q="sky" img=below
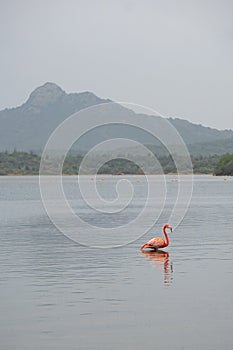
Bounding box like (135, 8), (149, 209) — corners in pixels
(0, 0), (233, 130)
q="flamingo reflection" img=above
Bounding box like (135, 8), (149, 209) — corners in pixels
(141, 250), (173, 285)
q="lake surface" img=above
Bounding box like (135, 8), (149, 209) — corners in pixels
(0, 175), (233, 350)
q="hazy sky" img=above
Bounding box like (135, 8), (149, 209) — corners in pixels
(0, 0), (233, 129)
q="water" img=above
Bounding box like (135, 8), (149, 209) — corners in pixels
(0, 175), (233, 349)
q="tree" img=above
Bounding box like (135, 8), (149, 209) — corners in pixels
(214, 154), (233, 176)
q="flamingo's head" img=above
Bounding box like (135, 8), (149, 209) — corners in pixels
(164, 223), (172, 232)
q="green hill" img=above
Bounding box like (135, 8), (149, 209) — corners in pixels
(0, 82), (233, 157)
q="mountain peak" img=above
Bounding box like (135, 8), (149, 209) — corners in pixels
(26, 82), (65, 107)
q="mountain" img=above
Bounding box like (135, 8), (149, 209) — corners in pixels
(0, 82), (233, 155)
(168, 117), (233, 144)
(0, 82), (110, 151)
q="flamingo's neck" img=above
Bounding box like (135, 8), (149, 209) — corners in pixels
(163, 226), (170, 247)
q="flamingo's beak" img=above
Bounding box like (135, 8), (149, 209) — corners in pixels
(169, 226), (173, 232)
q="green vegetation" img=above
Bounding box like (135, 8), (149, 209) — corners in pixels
(0, 151), (40, 175)
(0, 151), (228, 175)
(192, 155), (220, 174)
(98, 159), (143, 175)
(214, 154), (233, 176)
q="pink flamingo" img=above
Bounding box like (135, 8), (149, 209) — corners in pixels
(141, 224), (172, 251)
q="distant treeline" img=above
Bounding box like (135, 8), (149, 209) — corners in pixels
(213, 154), (233, 176)
(0, 151), (232, 175)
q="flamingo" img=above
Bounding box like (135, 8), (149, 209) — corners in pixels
(140, 224), (172, 251)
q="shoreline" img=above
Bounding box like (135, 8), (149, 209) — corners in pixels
(0, 172), (210, 176)
(0, 173), (227, 177)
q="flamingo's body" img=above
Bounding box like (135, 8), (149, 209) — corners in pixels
(141, 224), (172, 251)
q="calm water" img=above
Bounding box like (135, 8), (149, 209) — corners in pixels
(0, 175), (233, 350)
